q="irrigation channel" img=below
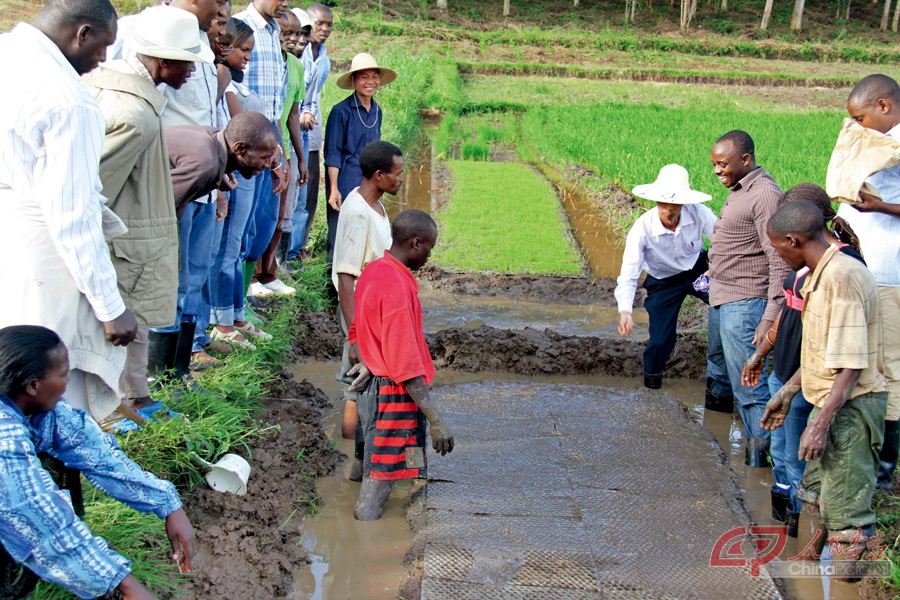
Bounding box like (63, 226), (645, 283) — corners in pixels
(285, 133), (859, 600)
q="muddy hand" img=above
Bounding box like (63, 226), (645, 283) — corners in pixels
(346, 362), (371, 392)
(165, 508), (196, 574)
(430, 419), (454, 456)
(741, 349), (766, 387)
(798, 420), (827, 462)
(760, 384), (798, 431)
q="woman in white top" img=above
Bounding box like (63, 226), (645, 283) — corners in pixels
(614, 164), (717, 389)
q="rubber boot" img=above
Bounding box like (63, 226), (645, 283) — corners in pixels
(173, 319), (196, 380)
(797, 500), (826, 561)
(829, 525), (876, 583)
(147, 331), (178, 378)
(643, 371), (662, 390)
(745, 436), (770, 468)
(771, 486), (790, 522)
(354, 477), (393, 521)
(876, 419), (899, 491)
(704, 379), (734, 413)
(785, 509), (800, 538)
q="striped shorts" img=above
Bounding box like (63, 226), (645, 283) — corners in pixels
(358, 375), (428, 481)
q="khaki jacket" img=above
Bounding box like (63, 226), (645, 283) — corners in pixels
(83, 65), (178, 328)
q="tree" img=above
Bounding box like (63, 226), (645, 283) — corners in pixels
(503, 0), (510, 15)
(791, 0), (805, 30)
(760, 0), (775, 30)
(680, 0), (692, 29)
(893, 0), (900, 31)
(882, 0), (893, 29)
(624, 0), (637, 21)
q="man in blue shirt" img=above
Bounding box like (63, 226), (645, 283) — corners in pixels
(0, 324), (194, 599)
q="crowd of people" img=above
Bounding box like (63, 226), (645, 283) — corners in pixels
(1, 0), (899, 594)
(615, 73), (900, 571)
(0, 0), (456, 596)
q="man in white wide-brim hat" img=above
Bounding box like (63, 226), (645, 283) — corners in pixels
(82, 5), (213, 414)
(615, 164), (716, 390)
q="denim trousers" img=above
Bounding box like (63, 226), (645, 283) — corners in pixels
(707, 297), (771, 439)
(288, 134), (310, 259)
(768, 370), (814, 512)
(242, 166), (278, 263)
(151, 199), (218, 352)
(211, 174), (255, 326)
(801, 392), (886, 531)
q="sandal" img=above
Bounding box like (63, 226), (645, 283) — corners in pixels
(211, 327), (257, 350)
(235, 321), (273, 341)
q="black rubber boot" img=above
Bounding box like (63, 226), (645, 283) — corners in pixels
(877, 420), (899, 491)
(147, 331), (178, 378)
(704, 380), (734, 413)
(771, 486), (790, 522)
(643, 371), (662, 390)
(785, 509), (800, 538)
(173, 320), (197, 380)
(745, 436), (770, 468)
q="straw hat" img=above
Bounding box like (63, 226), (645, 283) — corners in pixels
(128, 6), (214, 64)
(631, 164), (711, 204)
(292, 7), (313, 29)
(336, 53), (398, 90)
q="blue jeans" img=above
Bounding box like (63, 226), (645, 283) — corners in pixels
(288, 134), (310, 259)
(242, 168), (278, 263)
(152, 199), (218, 352)
(211, 175), (256, 325)
(769, 370), (814, 512)
(707, 298), (771, 440)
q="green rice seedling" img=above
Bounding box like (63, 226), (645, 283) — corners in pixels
(433, 160), (582, 275)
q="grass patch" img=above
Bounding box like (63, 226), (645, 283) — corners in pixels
(521, 102), (841, 214)
(432, 160), (582, 275)
(32, 255), (333, 599)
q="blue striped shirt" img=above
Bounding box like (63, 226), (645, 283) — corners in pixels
(234, 4), (287, 123)
(837, 123), (900, 287)
(0, 396), (181, 599)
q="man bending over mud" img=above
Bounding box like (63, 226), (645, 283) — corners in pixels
(347, 209), (455, 521)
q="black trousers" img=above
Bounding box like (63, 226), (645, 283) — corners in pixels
(642, 251), (709, 375)
(303, 150), (320, 249)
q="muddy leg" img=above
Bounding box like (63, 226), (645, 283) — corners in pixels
(354, 478), (393, 521)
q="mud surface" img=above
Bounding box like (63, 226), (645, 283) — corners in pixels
(289, 312), (343, 362)
(427, 324), (707, 379)
(182, 377), (342, 599)
(417, 264), (623, 306)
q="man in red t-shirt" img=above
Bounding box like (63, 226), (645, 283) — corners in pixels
(347, 209), (455, 521)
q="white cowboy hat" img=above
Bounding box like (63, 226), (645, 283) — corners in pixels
(336, 53), (398, 90)
(631, 164), (711, 205)
(127, 6), (214, 64)
(292, 7), (313, 29)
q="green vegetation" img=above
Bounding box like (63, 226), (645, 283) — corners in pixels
(33, 257), (332, 599)
(433, 160), (582, 275)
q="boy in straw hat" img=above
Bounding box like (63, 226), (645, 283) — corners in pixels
(615, 164), (716, 390)
(82, 5), (214, 414)
(323, 53), (398, 261)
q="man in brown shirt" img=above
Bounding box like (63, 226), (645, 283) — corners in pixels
(764, 200), (885, 566)
(705, 130), (788, 467)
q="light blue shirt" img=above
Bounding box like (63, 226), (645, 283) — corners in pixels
(300, 42), (331, 152)
(0, 396), (181, 599)
(837, 123), (900, 287)
(234, 4), (287, 123)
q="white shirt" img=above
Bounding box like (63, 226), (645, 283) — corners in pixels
(836, 123), (900, 287)
(614, 203), (716, 313)
(331, 187), (392, 290)
(160, 31), (217, 128)
(0, 24), (126, 321)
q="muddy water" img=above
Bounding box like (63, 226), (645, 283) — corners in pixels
(419, 288), (649, 337)
(290, 360), (859, 600)
(386, 132), (445, 220)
